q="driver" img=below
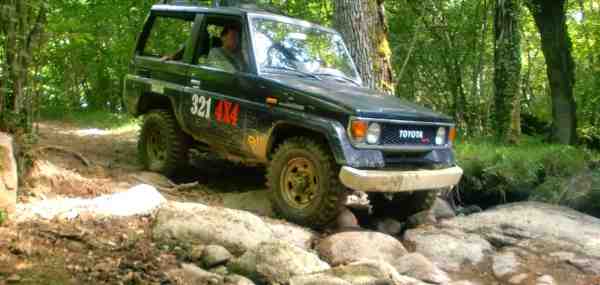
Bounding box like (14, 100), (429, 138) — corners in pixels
(207, 24), (245, 72)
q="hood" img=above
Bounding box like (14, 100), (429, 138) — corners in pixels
(262, 74), (453, 123)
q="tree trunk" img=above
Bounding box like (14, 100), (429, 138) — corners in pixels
(0, 0), (47, 131)
(493, 0), (522, 143)
(333, 0), (394, 94)
(526, 0), (577, 145)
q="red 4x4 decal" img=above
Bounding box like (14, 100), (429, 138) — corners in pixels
(214, 99), (239, 126)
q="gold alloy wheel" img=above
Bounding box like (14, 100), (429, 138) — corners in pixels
(280, 157), (319, 210)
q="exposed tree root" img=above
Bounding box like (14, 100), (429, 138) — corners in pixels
(34, 146), (91, 167)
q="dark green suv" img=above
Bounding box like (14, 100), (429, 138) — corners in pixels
(124, 1), (463, 227)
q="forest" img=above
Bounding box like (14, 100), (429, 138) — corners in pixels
(1, 0), (599, 212)
(2, 1), (600, 284)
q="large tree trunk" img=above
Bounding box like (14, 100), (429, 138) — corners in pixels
(333, 0), (394, 94)
(493, 0), (522, 143)
(526, 0), (577, 145)
(0, 0), (47, 130)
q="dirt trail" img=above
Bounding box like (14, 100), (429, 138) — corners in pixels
(22, 121), (269, 210)
(0, 121), (272, 284)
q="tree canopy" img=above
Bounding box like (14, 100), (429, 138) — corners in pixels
(1, 0), (599, 147)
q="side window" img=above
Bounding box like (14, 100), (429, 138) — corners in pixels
(143, 15), (194, 60)
(195, 17), (247, 72)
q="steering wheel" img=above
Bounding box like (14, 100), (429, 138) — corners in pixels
(266, 43), (296, 68)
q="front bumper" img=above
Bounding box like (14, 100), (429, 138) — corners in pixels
(339, 166), (463, 193)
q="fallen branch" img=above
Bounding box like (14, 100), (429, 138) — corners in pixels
(132, 175), (199, 193)
(34, 145), (91, 167)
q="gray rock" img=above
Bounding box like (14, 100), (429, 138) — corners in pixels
(221, 190), (273, 217)
(550, 251), (600, 275)
(202, 245), (233, 268)
(492, 251), (522, 278)
(391, 253), (450, 284)
(264, 219), (316, 251)
(15, 184), (166, 221)
(447, 282), (480, 285)
(289, 260), (429, 285)
(508, 273), (529, 284)
(153, 202), (274, 255)
(228, 241), (330, 284)
(189, 245), (205, 262)
(0, 132), (17, 215)
(442, 202), (600, 259)
(209, 265), (228, 275)
(223, 274), (256, 285)
(166, 263), (223, 285)
(404, 227), (493, 272)
(432, 198), (456, 220)
(375, 218), (403, 236)
(317, 231), (408, 266)
(406, 210), (437, 228)
(536, 275), (556, 285)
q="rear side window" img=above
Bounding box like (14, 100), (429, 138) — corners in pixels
(143, 15), (194, 59)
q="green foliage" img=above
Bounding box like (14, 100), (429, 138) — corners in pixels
(41, 110), (138, 131)
(0, 209), (5, 226)
(456, 136), (590, 207)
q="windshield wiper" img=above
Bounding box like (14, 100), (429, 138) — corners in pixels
(314, 73), (361, 87)
(264, 66), (322, 81)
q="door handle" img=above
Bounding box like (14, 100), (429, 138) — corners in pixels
(190, 79), (201, 88)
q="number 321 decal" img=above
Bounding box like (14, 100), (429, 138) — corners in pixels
(190, 95), (239, 127)
(190, 94), (212, 119)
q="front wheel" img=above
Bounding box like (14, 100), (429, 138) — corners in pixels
(267, 137), (345, 228)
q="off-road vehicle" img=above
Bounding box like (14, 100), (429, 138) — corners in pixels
(124, 0), (463, 227)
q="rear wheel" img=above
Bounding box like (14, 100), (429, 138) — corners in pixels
(138, 109), (190, 177)
(370, 190), (439, 221)
(267, 137), (345, 228)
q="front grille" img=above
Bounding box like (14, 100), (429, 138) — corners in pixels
(380, 124), (438, 146)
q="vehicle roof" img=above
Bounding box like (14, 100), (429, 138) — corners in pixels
(150, 3), (338, 34)
(151, 3), (278, 17)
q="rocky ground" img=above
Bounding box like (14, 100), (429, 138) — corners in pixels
(1, 121), (600, 285)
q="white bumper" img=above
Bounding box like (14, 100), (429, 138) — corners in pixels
(339, 166), (463, 192)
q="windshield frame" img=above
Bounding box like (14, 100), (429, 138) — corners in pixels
(247, 13), (363, 86)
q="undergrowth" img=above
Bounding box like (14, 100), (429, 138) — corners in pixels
(455, 136), (600, 216)
(41, 109), (139, 131)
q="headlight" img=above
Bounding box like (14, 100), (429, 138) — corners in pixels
(435, 127), (447, 145)
(366, 123), (381, 144)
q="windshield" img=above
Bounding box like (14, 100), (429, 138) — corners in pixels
(250, 16), (361, 85)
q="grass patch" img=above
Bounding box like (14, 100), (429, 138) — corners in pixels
(455, 136), (598, 211)
(0, 209), (5, 225)
(40, 110), (139, 131)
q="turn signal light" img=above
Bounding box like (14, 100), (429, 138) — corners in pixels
(350, 120), (368, 142)
(449, 127), (457, 145)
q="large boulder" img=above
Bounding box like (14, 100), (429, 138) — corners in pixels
(165, 263), (223, 285)
(153, 202), (274, 255)
(264, 218), (316, 251)
(0, 132), (17, 215)
(15, 184), (165, 221)
(404, 227), (493, 272)
(317, 231), (408, 266)
(442, 202), (600, 259)
(228, 241), (330, 284)
(289, 260), (429, 285)
(390, 253), (450, 284)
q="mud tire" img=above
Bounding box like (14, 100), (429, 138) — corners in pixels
(138, 109), (190, 177)
(267, 137), (345, 228)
